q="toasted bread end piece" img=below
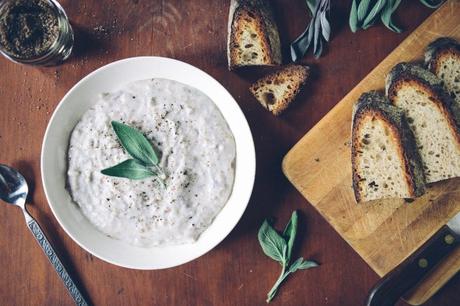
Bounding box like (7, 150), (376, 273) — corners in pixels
(249, 65), (310, 115)
(425, 37), (460, 121)
(227, 0), (281, 70)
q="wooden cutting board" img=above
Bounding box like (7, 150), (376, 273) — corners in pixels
(282, 2), (460, 305)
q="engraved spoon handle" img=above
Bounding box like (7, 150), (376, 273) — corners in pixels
(24, 212), (89, 306)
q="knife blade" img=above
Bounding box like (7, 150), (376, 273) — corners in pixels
(366, 211), (460, 306)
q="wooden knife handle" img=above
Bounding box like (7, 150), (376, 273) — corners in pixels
(366, 225), (459, 306)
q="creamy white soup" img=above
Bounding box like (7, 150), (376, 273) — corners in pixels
(67, 78), (236, 247)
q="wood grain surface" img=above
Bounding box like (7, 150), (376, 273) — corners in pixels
(0, 1), (458, 306)
(282, 2), (460, 305)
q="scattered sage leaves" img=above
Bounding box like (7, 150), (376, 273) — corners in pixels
(258, 211), (319, 303)
(290, 0), (331, 61)
(350, 0), (444, 33)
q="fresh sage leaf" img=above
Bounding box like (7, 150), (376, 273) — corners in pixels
(307, 18), (315, 48)
(314, 37), (323, 58)
(259, 211), (320, 303)
(418, 0), (444, 9)
(111, 121), (159, 166)
(258, 220), (288, 264)
(291, 0), (331, 61)
(282, 211), (298, 264)
(298, 260), (319, 270)
(362, 0), (387, 29)
(101, 121), (166, 184)
(313, 11), (321, 57)
(289, 258), (319, 274)
(287, 257), (305, 273)
(350, 0), (440, 32)
(101, 159), (155, 180)
(306, 0), (316, 13)
(381, 0), (402, 33)
(290, 27), (309, 62)
(357, 0), (371, 22)
(320, 11), (331, 41)
(391, 0), (402, 10)
(349, 0), (359, 32)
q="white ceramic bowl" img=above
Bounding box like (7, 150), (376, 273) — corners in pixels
(41, 57), (256, 270)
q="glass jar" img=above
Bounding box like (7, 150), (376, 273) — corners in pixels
(0, 0), (74, 66)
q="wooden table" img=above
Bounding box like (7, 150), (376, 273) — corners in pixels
(0, 1), (458, 305)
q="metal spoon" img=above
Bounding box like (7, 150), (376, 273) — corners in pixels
(0, 164), (88, 306)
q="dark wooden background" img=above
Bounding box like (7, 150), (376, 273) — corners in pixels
(0, 1), (458, 305)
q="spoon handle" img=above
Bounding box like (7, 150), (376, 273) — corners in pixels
(25, 214), (89, 306)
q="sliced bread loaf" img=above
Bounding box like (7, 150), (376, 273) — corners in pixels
(352, 91), (425, 203)
(425, 37), (460, 124)
(249, 65), (310, 115)
(227, 0), (281, 70)
(386, 62), (460, 183)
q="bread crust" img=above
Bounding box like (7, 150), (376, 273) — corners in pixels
(424, 37), (460, 125)
(227, 0), (281, 70)
(386, 63), (460, 145)
(425, 37), (460, 74)
(351, 91), (425, 202)
(249, 64), (309, 115)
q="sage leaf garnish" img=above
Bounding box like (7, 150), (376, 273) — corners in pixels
(258, 211), (319, 303)
(349, 0), (444, 33)
(101, 121), (166, 183)
(111, 121), (159, 166)
(101, 159), (156, 180)
(290, 0), (331, 61)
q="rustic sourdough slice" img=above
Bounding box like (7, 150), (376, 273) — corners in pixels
(227, 0), (281, 70)
(386, 62), (460, 183)
(352, 91), (425, 203)
(249, 65), (309, 115)
(425, 37), (460, 124)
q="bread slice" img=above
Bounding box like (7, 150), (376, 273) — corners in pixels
(352, 91), (425, 203)
(386, 62), (460, 183)
(425, 37), (460, 124)
(227, 0), (281, 70)
(249, 65), (309, 115)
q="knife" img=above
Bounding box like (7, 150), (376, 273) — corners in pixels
(366, 211), (460, 306)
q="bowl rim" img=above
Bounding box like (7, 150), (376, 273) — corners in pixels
(40, 56), (256, 270)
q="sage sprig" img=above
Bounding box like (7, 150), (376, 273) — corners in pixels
(111, 121), (159, 166)
(258, 211), (319, 303)
(101, 121), (166, 183)
(290, 0), (331, 61)
(349, 0), (444, 33)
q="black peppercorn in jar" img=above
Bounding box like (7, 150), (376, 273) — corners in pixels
(0, 0), (73, 66)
